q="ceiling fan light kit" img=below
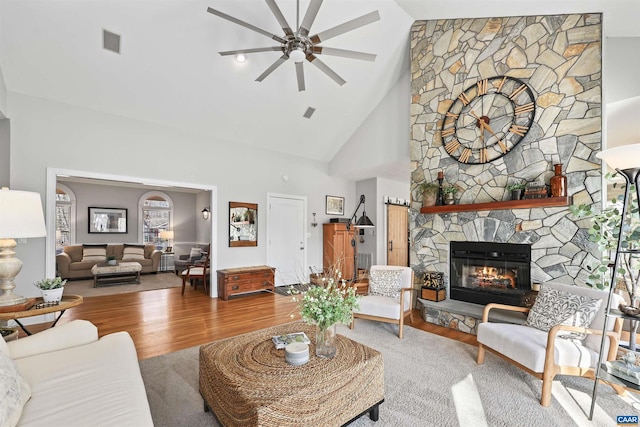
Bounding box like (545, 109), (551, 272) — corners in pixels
(207, 0), (380, 91)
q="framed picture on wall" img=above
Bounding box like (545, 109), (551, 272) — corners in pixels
(88, 207), (128, 234)
(325, 196), (344, 215)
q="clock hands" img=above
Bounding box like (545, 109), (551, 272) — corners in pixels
(470, 110), (508, 154)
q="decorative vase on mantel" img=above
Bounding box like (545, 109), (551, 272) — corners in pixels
(315, 324), (337, 359)
(550, 163), (567, 197)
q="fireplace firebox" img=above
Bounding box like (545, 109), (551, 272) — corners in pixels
(450, 241), (531, 306)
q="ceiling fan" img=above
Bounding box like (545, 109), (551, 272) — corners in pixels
(207, 0), (380, 91)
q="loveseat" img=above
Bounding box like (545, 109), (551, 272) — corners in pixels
(1, 320), (153, 426)
(56, 244), (162, 279)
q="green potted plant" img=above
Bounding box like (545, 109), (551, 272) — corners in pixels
(34, 277), (67, 303)
(417, 182), (440, 207)
(507, 182), (526, 200)
(106, 255), (117, 266)
(570, 174), (640, 351)
(442, 185), (460, 205)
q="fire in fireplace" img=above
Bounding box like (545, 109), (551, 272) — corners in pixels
(450, 241), (531, 306)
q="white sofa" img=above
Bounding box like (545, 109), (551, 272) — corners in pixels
(1, 320), (153, 426)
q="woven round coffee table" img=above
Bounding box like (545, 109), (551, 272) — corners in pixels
(199, 321), (384, 426)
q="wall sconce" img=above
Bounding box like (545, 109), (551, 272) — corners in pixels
(201, 207), (210, 220)
(311, 212), (318, 227)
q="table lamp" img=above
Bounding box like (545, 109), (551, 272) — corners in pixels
(159, 230), (174, 251)
(0, 187), (47, 307)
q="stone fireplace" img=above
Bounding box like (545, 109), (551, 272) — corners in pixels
(450, 241), (531, 306)
(408, 14), (603, 332)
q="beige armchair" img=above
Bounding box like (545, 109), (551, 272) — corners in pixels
(477, 282), (624, 407)
(351, 265), (414, 338)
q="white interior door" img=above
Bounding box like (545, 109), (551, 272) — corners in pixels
(267, 194), (306, 287)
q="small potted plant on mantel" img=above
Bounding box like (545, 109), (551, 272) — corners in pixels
(34, 277), (67, 303)
(507, 182), (527, 200)
(442, 185), (460, 205)
(417, 182), (440, 207)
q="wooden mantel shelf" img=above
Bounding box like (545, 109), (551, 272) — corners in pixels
(420, 196), (570, 214)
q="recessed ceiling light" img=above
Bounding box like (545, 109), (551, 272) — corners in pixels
(235, 54), (246, 63)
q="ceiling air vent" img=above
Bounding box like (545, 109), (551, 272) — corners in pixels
(303, 107), (316, 119)
(103, 29), (121, 54)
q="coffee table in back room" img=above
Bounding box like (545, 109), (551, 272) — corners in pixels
(199, 322), (384, 426)
(90, 261), (142, 287)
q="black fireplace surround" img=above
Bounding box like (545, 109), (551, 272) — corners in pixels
(450, 241), (531, 306)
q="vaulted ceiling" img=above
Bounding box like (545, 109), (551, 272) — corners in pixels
(0, 1), (638, 177)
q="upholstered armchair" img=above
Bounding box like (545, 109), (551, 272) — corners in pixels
(351, 265), (414, 338)
(477, 282), (624, 407)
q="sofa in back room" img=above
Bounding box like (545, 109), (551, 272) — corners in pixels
(56, 244), (162, 280)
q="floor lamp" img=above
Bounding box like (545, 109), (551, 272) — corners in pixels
(0, 187), (47, 307)
(589, 144), (640, 419)
(346, 195), (375, 282)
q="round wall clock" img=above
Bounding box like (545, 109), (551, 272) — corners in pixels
(440, 76), (536, 164)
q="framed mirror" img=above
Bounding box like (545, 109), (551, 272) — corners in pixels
(229, 202), (257, 247)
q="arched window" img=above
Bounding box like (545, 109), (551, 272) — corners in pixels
(139, 192), (174, 250)
(55, 184), (76, 250)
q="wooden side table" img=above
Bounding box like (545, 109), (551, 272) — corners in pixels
(0, 295), (83, 336)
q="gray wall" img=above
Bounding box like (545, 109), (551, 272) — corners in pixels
(58, 180), (200, 245)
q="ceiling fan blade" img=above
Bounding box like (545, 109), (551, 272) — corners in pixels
(295, 62), (305, 92)
(256, 55), (288, 82)
(307, 54), (346, 86)
(265, 0), (293, 36)
(298, 0), (323, 37)
(220, 47), (283, 56)
(207, 7), (286, 44)
(311, 46), (376, 62)
(310, 10), (380, 44)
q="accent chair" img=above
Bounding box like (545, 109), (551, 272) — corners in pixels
(351, 265), (414, 338)
(476, 282), (624, 406)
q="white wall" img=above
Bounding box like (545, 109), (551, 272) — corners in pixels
(329, 69), (411, 181)
(8, 92), (355, 299)
(607, 96), (640, 148)
(0, 119), (8, 187)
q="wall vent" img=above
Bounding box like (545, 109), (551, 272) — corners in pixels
(103, 29), (121, 54)
(303, 107), (316, 119)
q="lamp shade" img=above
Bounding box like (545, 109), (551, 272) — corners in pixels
(0, 188), (47, 239)
(356, 214), (375, 228)
(159, 230), (174, 240)
(596, 144), (640, 170)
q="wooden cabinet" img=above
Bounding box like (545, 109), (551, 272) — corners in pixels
(217, 266), (275, 301)
(323, 223), (357, 281)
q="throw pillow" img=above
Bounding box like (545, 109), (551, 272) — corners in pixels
(526, 286), (602, 340)
(189, 248), (203, 262)
(122, 245), (145, 261)
(81, 245), (107, 263)
(368, 269), (404, 299)
(0, 351), (31, 427)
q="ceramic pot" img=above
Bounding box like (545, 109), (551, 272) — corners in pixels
(41, 288), (64, 303)
(422, 189), (438, 207)
(444, 192), (455, 205)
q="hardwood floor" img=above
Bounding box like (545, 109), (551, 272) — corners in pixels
(23, 287), (477, 360)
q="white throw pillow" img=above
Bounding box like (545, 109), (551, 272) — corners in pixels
(122, 245), (145, 261)
(526, 285), (602, 340)
(189, 248), (202, 259)
(0, 351), (31, 427)
(81, 246), (107, 263)
(369, 269), (404, 299)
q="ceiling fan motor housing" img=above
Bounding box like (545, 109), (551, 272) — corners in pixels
(286, 37), (310, 62)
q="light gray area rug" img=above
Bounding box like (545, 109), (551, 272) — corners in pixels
(139, 320), (639, 426)
(63, 272), (182, 297)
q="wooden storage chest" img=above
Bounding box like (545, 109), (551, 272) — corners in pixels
(217, 266), (275, 301)
(421, 286), (446, 302)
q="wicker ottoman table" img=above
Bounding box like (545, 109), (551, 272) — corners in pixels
(199, 322), (384, 426)
(91, 262), (142, 287)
